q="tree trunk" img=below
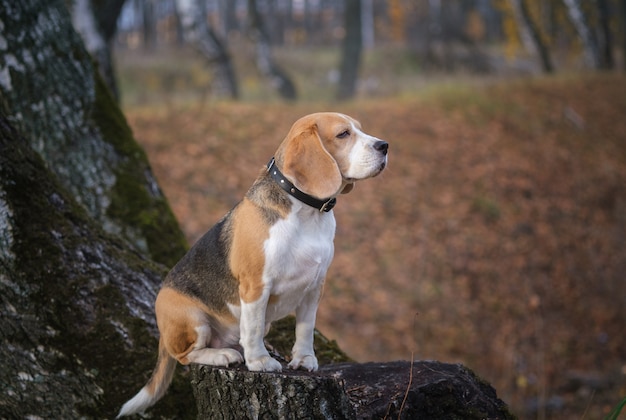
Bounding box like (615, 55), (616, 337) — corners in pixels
(192, 361), (515, 419)
(142, 0), (157, 50)
(509, 0), (554, 73)
(71, 0), (126, 102)
(0, 116), (195, 419)
(0, 0), (193, 416)
(190, 316), (513, 419)
(0, 0), (187, 268)
(247, 0), (297, 101)
(337, 0), (363, 100)
(361, 0), (375, 49)
(562, 0), (603, 69)
(596, 0), (614, 69)
(71, 0), (118, 100)
(176, 0), (240, 99)
(219, 0), (239, 35)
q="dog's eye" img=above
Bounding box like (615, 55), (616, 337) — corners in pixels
(336, 130), (350, 139)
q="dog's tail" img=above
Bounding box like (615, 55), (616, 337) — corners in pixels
(117, 338), (176, 418)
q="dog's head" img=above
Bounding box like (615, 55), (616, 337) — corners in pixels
(275, 112), (388, 200)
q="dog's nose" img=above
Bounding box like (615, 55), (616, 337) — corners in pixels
(374, 140), (388, 155)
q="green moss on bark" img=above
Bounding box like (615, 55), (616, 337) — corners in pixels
(91, 72), (188, 267)
(265, 315), (353, 364)
(0, 117), (196, 418)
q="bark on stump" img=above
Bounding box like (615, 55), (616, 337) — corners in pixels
(192, 360), (515, 419)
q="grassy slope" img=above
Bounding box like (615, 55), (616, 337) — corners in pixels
(123, 70), (626, 419)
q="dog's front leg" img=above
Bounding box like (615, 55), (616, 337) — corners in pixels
(288, 289), (321, 371)
(239, 290), (282, 372)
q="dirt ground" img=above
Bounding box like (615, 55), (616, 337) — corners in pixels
(124, 73), (626, 419)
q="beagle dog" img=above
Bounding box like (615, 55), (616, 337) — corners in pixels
(118, 112), (388, 417)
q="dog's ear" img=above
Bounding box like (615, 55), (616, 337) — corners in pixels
(281, 124), (343, 199)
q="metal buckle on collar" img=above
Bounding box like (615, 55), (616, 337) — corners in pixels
(320, 197), (337, 212)
(266, 157), (275, 172)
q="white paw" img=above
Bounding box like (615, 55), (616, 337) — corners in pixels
(288, 354), (318, 372)
(246, 355), (282, 372)
(215, 349), (244, 366)
(187, 347), (244, 366)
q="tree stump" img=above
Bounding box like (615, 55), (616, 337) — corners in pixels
(192, 360), (515, 419)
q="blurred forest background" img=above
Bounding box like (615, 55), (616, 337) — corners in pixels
(84, 0), (626, 102)
(71, 0), (626, 418)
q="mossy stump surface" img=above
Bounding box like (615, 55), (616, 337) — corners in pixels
(192, 359), (514, 419)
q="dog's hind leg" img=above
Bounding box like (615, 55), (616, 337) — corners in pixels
(156, 287), (242, 367)
(185, 324), (243, 366)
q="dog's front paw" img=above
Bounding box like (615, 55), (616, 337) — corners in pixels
(246, 355), (282, 372)
(288, 354), (318, 372)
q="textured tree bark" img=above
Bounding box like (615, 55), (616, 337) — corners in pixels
(0, 115), (194, 418)
(192, 317), (513, 419)
(71, 0), (126, 102)
(0, 0), (187, 267)
(0, 0), (193, 417)
(192, 360), (515, 419)
(71, 0), (111, 95)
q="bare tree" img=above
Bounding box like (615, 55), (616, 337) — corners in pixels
(337, 0), (363, 100)
(596, 0), (614, 69)
(508, 0), (554, 73)
(176, 0), (239, 99)
(247, 0), (297, 101)
(218, 0), (239, 35)
(361, 0), (375, 49)
(71, 0), (126, 101)
(142, 0), (157, 50)
(562, 0), (603, 69)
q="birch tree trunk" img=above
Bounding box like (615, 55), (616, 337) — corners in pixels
(0, 0), (187, 268)
(0, 0), (193, 417)
(0, 114), (193, 419)
(508, 0), (554, 73)
(247, 0), (297, 101)
(176, 0), (240, 99)
(70, 0), (126, 102)
(562, 0), (603, 69)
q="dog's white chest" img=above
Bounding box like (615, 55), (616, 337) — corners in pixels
(262, 206), (336, 320)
